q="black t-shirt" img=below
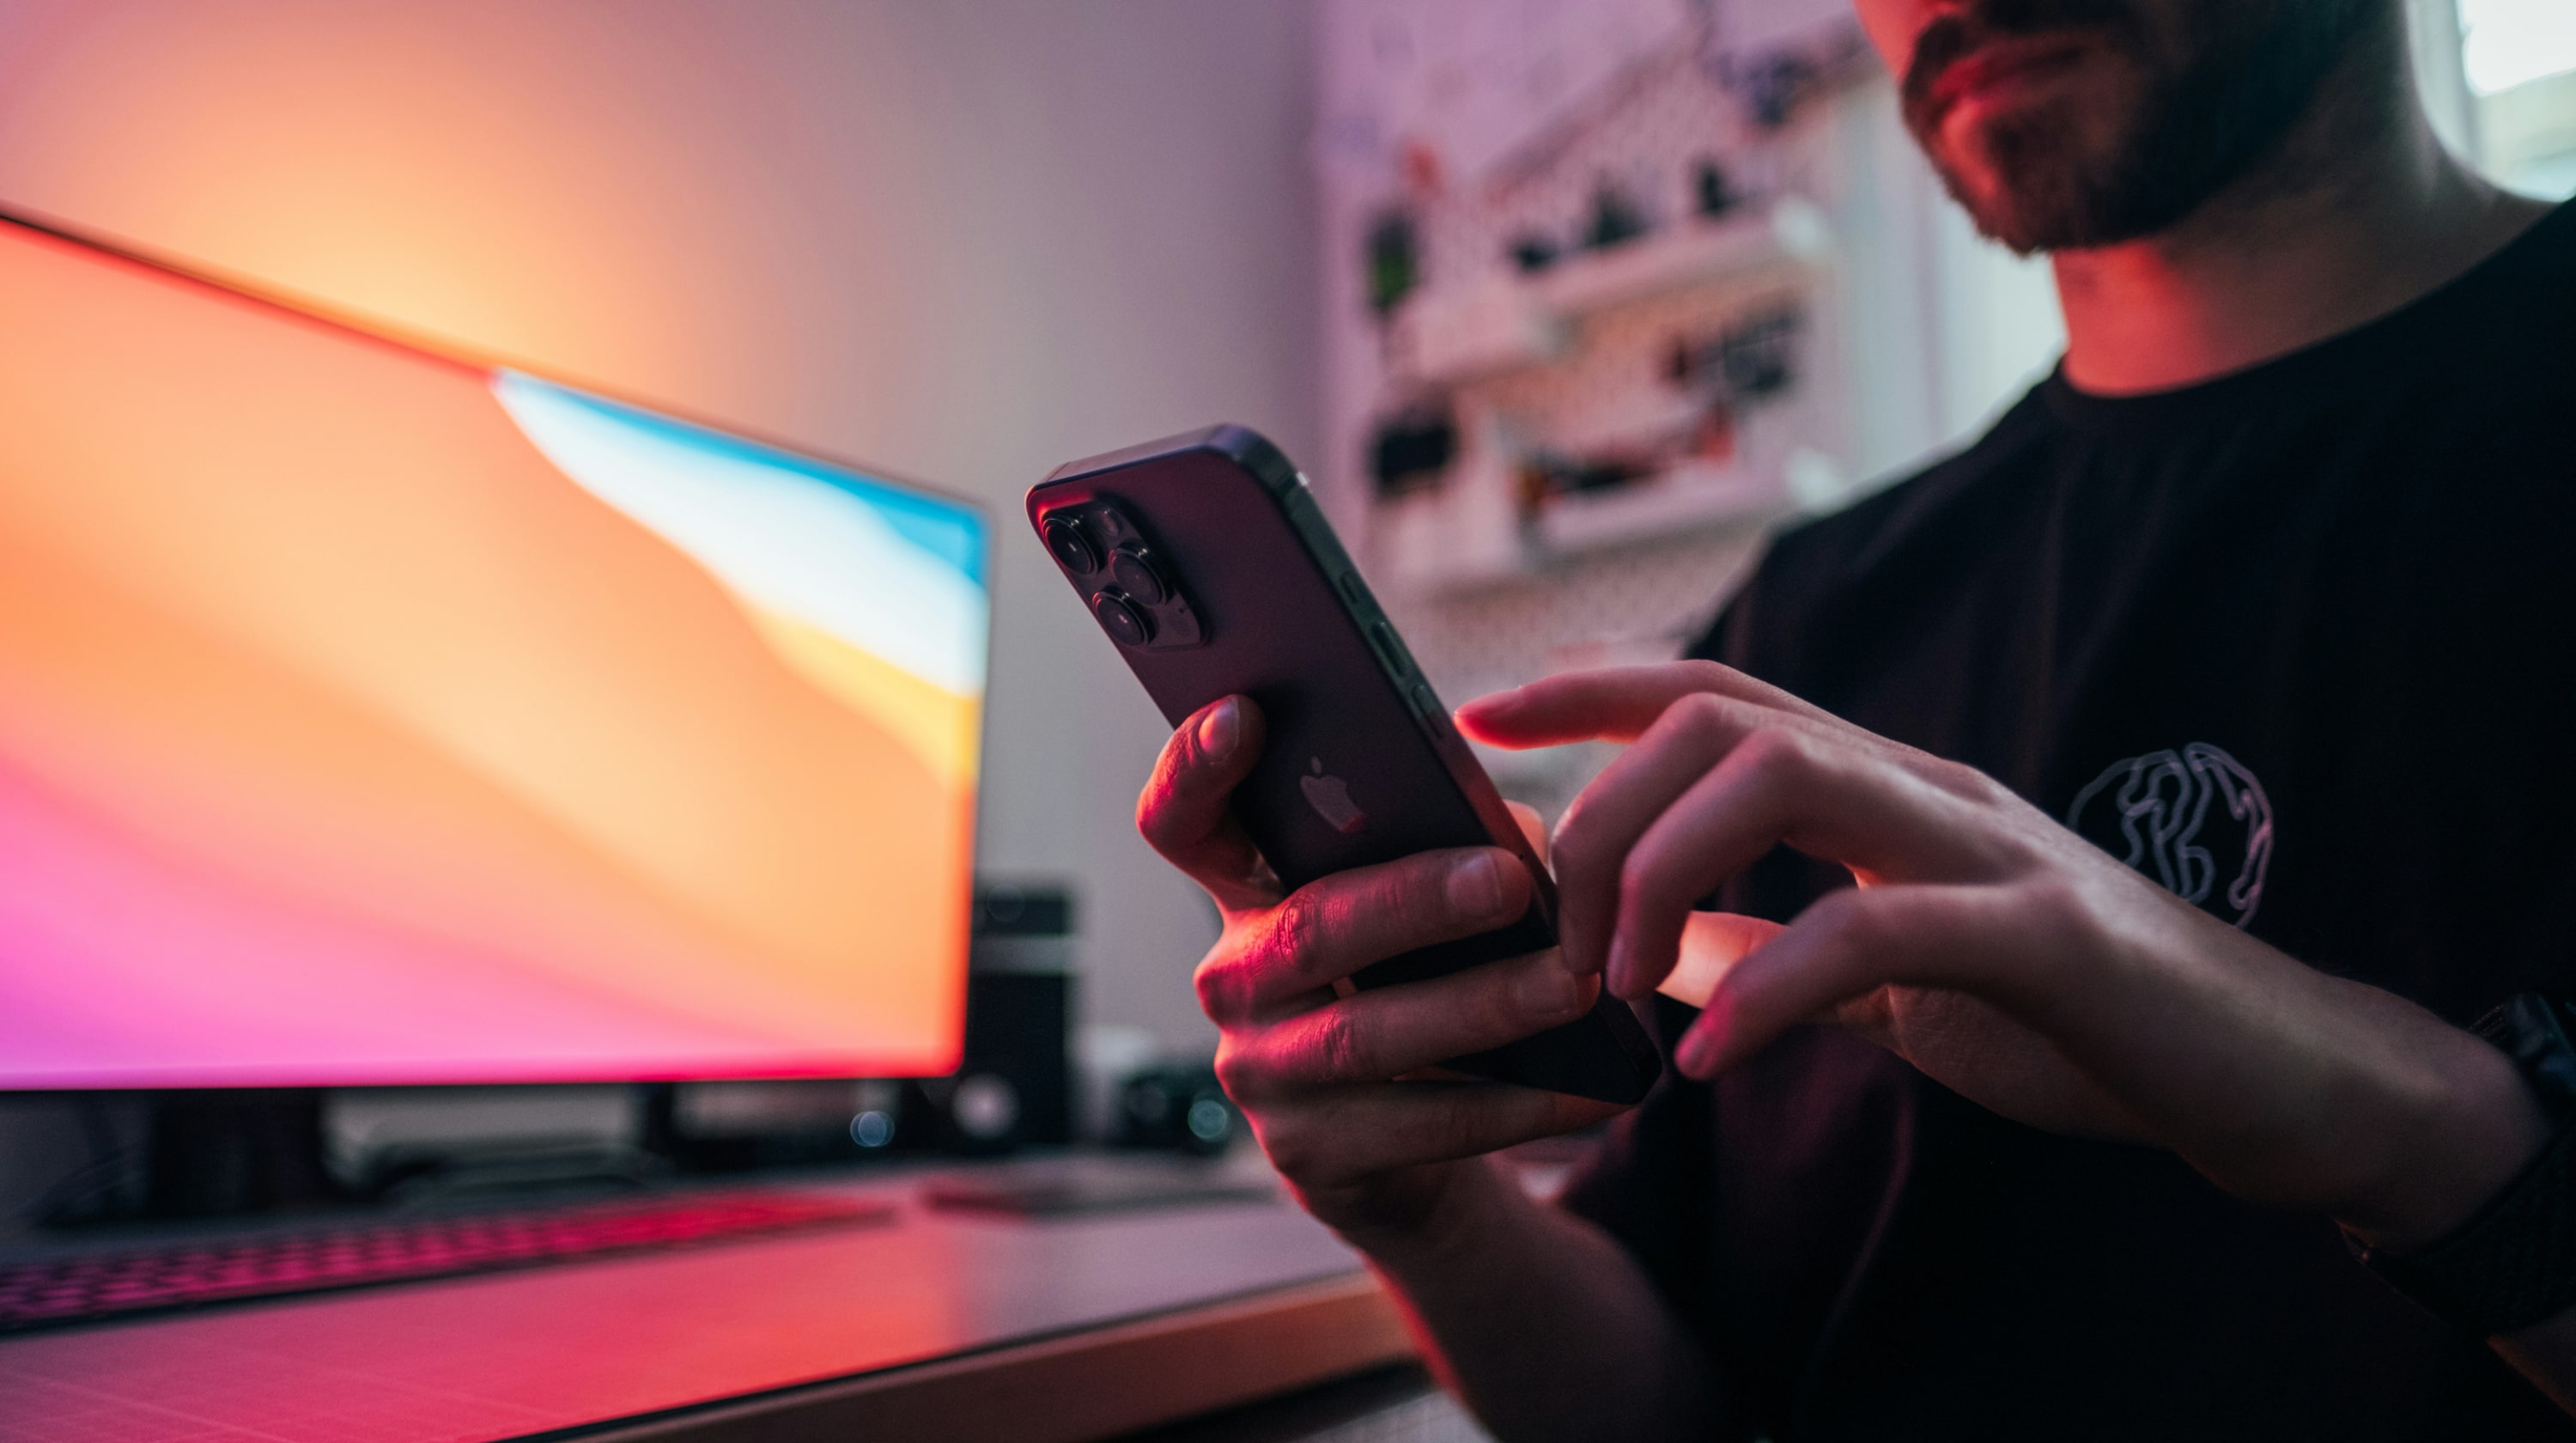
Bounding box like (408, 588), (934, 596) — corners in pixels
(1562, 199), (2576, 1440)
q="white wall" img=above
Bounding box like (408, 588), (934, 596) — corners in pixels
(1820, 69), (2064, 485)
(0, 0), (1319, 1053)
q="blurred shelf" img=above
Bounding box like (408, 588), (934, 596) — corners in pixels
(1531, 458), (1795, 553)
(1394, 198), (1833, 388)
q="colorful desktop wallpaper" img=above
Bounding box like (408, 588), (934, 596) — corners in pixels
(0, 217), (987, 1087)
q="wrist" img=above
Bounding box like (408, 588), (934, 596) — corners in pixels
(2344, 994), (2576, 1338)
(2339, 1022), (2550, 1253)
(1334, 1157), (1525, 1270)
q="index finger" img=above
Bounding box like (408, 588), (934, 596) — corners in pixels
(1137, 696), (1279, 914)
(1455, 661), (1842, 749)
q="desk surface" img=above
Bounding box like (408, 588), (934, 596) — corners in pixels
(0, 1157), (1408, 1443)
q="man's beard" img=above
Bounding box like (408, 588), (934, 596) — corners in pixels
(1899, 0), (2385, 254)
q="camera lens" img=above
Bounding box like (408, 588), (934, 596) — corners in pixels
(1090, 590), (1153, 647)
(1109, 547), (1169, 605)
(1043, 517), (1102, 575)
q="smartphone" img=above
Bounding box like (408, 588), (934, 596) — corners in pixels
(1029, 425), (1661, 1105)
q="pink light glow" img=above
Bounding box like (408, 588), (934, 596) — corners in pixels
(0, 217), (979, 1087)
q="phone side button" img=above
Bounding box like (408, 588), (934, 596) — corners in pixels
(1369, 620), (1411, 679)
(1409, 682), (1445, 728)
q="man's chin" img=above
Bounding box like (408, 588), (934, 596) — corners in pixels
(1923, 155), (2043, 254)
(1940, 178), (2111, 255)
(1913, 66), (2160, 253)
(1925, 117), (2141, 255)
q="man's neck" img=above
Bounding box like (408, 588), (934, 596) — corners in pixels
(2051, 40), (2550, 396)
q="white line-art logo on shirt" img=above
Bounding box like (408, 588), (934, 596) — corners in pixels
(2066, 743), (2275, 929)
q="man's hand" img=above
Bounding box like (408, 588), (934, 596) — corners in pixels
(1458, 661), (2548, 1253)
(1136, 693), (1720, 1441)
(1139, 695), (1622, 1246)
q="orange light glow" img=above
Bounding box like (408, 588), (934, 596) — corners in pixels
(0, 216), (984, 1086)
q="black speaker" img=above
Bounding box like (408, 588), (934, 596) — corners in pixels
(1112, 1062), (1241, 1156)
(911, 971), (1071, 1154)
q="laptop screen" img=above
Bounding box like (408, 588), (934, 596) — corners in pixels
(0, 215), (986, 1087)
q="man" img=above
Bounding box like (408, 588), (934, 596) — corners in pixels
(1139, 0), (2573, 1435)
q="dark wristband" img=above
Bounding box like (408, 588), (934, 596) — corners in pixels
(2350, 994), (2576, 1337)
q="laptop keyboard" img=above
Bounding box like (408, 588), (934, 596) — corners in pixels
(0, 1189), (895, 1333)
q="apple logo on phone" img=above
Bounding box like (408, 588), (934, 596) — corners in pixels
(1301, 757), (1369, 835)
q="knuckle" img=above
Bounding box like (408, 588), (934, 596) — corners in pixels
(1267, 890), (1334, 971)
(1663, 690), (1734, 741)
(1976, 771), (2022, 813)
(2014, 875), (2093, 949)
(1133, 788), (1171, 848)
(1192, 956), (1238, 1020)
(1734, 724), (1809, 777)
(1735, 728), (1838, 807)
(1134, 795), (1201, 862)
(1947, 758), (2007, 803)
(1311, 1005), (1370, 1081)
(1677, 659), (1733, 691)
(1263, 1112), (1359, 1186)
(1378, 861), (1437, 935)
(1259, 1118), (1316, 1180)
(1212, 1039), (1263, 1100)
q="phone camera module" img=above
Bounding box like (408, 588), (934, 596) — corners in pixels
(1109, 547), (1170, 605)
(1044, 517), (1103, 575)
(1090, 590), (1155, 648)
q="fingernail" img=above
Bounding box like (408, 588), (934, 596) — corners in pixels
(1446, 851), (1506, 919)
(1674, 1022), (1720, 1077)
(1196, 698), (1239, 761)
(1516, 960), (1578, 1019)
